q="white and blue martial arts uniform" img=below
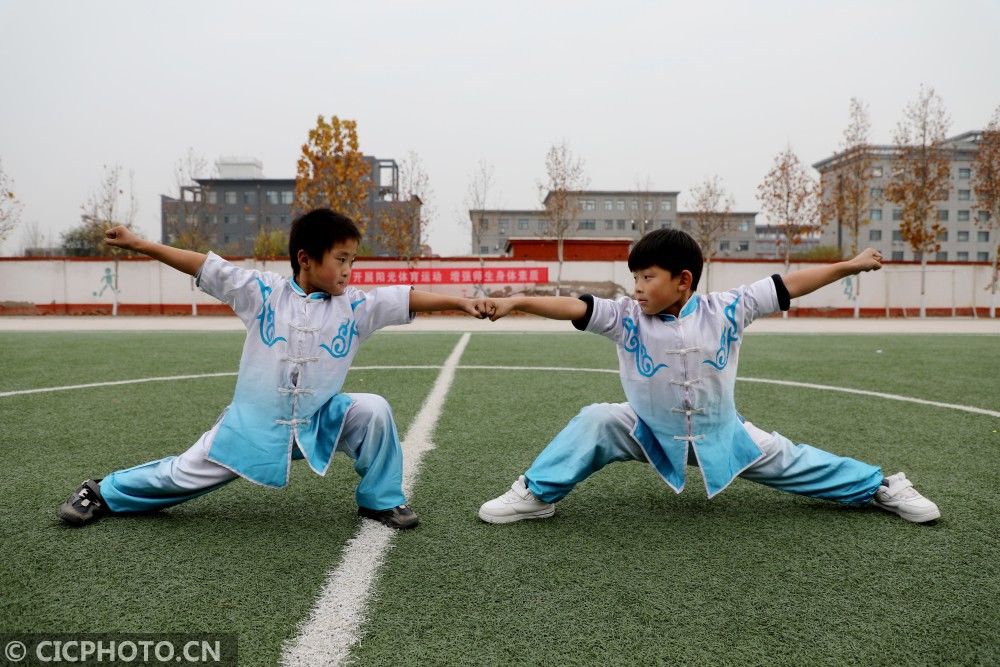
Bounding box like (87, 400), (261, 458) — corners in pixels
(524, 275), (883, 505)
(100, 252), (414, 513)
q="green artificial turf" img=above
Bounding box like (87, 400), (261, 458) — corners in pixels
(0, 331), (459, 666)
(353, 333), (999, 666)
(1, 331), (997, 666)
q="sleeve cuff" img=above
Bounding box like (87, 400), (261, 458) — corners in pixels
(572, 294), (594, 331)
(771, 274), (790, 311)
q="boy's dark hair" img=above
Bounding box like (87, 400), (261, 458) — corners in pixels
(288, 208), (362, 276)
(627, 228), (704, 291)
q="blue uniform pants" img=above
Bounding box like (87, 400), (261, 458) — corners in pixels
(525, 402), (883, 505)
(99, 393), (407, 514)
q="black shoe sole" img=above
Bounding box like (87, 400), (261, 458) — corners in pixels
(58, 506), (104, 526)
(357, 508), (419, 530)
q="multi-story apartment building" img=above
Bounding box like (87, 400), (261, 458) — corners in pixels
(471, 190), (680, 256)
(813, 131), (993, 262)
(676, 211), (759, 258)
(161, 156), (420, 257)
(471, 190), (761, 259)
(469, 209), (551, 256)
(753, 224), (823, 260)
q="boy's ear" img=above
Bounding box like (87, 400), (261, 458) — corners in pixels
(678, 269), (694, 290)
(297, 249), (311, 270)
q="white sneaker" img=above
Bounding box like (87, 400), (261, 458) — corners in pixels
(478, 475), (556, 524)
(872, 472), (941, 523)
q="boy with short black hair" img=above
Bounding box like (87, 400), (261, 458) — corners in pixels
(478, 228), (939, 525)
(60, 208), (485, 529)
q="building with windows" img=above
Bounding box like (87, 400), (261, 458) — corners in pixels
(471, 190), (681, 256)
(753, 224), (823, 260)
(471, 190), (762, 259)
(161, 156), (420, 257)
(676, 211), (759, 258)
(813, 131), (993, 262)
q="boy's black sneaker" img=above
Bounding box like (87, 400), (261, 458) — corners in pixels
(358, 504), (419, 530)
(59, 479), (109, 526)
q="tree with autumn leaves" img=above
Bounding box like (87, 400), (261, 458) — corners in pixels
(758, 147), (821, 272)
(295, 116), (372, 236)
(252, 227), (288, 269)
(820, 101), (869, 254)
(885, 86), (951, 318)
(972, 105), (1000, 317)
(819, 98), (879, 317)
(375, 151), (432, 263)
(758, 147), (821, 317)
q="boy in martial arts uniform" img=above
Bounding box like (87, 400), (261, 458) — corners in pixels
(478, 229), (939, 525)
(60, 208), (485, 529)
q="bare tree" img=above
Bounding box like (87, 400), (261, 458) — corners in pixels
(632, 176), (659, 237)
(20, 219), (46, 254)
(686, 175), (735, 292)
(65, 164), (138, 256)
(0, 159), (23, 244)
(168, 147), (212, 252)
(758, 147), (821, 272)
(972, 105), (1000, 318)
(64, 164), (139, 315)
(465, 159), (495, 257)
(885, 85), (951, 318)
(819, 98), (878, 317)
(376, 151), (432, 263)
(463, 159), (496, 297)
(539, 141), (588, 296)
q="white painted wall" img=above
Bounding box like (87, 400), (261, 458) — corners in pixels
(1, 257), (996, 315)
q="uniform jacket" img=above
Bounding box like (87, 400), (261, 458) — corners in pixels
(576, 276), (790, 497)
(196, 252), (412, 487)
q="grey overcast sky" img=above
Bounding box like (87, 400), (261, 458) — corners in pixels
(1, 0), (998, 257)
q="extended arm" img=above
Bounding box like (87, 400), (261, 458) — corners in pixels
(105, 226), (207, 277)
(408, 289), (484, 317)
(488, 296), (588, 321)
(783, 248), (883, 299)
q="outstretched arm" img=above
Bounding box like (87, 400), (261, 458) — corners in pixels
(105, 225), (207, 277)
(487, 296), (588, 321)
(408, 289), (485, 317)
(783, 248), (883, 299)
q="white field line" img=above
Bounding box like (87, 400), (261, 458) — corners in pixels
(0, 372), (238, 398)
(451, 365), (1000, 425)
(460, 365), (1000, 419)
(0, 367), (439, 398)
(3, 362), (996, 419)
(736, 377), (1000, 418)
(279, 333), (471, 667)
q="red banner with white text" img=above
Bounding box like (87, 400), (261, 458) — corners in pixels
(352, 267), (549, 285)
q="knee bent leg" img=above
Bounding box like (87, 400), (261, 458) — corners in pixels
(348, 393), (393, 424)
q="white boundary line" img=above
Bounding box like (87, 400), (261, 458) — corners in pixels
(4, 352), (994, 663)
(2, 362), (996, 418)
(736, 377), (1000, 418)
(0, 372), (238, 398)
(279, 333), (471, 667)
(0, 367), (436, 398)
(461, 365), (1000, 419)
